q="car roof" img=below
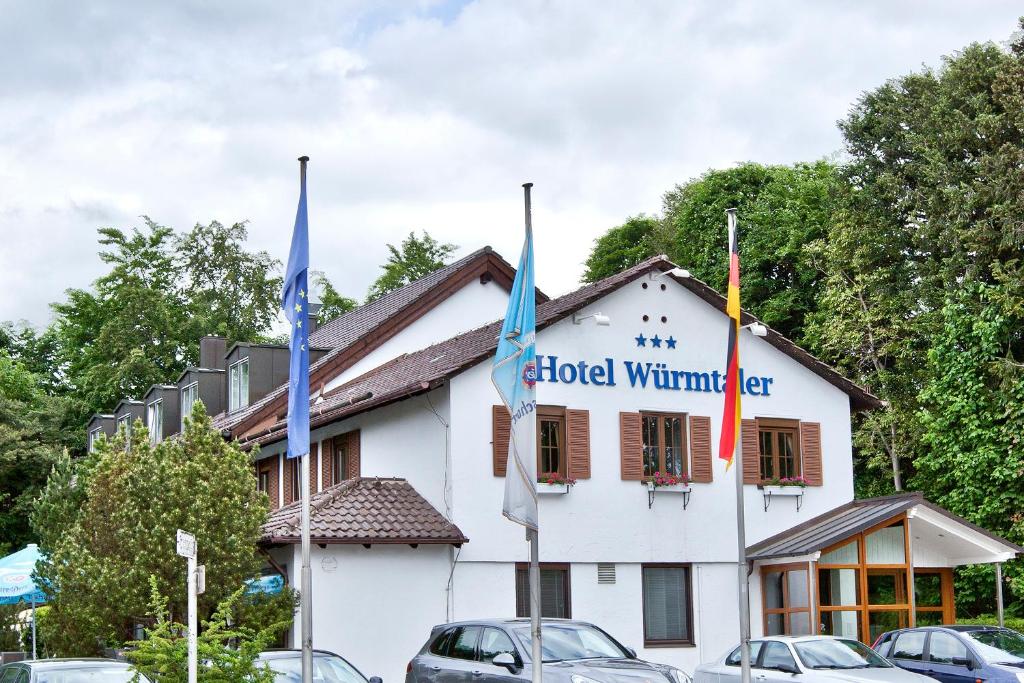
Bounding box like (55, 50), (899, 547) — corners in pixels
(14, 659), (132, 670)
(433, 618), (588, 630)
(882, 625), (1007, 637)
(258, 649), (344, 659)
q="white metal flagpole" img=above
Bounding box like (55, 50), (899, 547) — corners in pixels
(726, 208), (752, 683)
(301, 449), (313, 682)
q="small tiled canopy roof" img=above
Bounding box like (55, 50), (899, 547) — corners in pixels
(261, 477), (467, 546)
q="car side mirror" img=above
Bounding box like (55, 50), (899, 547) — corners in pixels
(953, 657), (973, 670)
(493, 652), (520, 672)
(625, 647), (637, 658)
(369, 677), (383, 683)
(776, 664), (800, 675)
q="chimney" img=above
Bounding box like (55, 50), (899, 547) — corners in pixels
(307, 303), (322, 334)
(199, 336), (227, 370)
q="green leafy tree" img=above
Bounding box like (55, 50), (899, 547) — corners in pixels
(808, 23), (1024, 494)
(582, 215), (672, 283)
(32, 402), (291, 656)
(912, 285), (1024, 607)
(127, 577), (286, 683)
(311, 271), (358, 325)
(176, 221), (282, 350)
(0, 352), (76, 554)
(366, 231), (456, 302)
(582, 162), (839, 342)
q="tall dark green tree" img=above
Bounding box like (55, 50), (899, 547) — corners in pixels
(366, 231), (456, 302)
(582, 215), (671, 283)
(311, 271), (357, 325)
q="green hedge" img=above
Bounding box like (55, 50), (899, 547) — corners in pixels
(957, 616), (1024, 632)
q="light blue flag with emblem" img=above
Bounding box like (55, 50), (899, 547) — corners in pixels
(491, 221), (538, 530)
(283, 158), (310, 460)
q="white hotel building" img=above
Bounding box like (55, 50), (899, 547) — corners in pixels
(88, 247), (1020, 683)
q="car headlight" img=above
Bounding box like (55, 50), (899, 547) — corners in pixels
(668, 668), (692, 683)
(572, 675), (603, 683)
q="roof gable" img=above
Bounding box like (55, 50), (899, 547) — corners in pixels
(238, 255), (879, 449)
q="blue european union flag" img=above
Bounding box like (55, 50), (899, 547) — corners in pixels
(283, 157), (310, 460)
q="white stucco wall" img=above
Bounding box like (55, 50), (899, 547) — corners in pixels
(325, 279), (509, 392)
(283, 544), (453, 683)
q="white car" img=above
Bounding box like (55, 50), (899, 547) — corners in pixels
(694, 635), (937, 683)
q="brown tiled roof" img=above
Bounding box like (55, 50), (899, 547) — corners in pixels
(213, 246), (541, 433)
(262, 477), (467, 545)
(239, 255), (881, 449)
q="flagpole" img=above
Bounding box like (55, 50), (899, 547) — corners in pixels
(298, 155), (313, 683)
(521, 182), (542, 683)
(727, 208), (752, 683)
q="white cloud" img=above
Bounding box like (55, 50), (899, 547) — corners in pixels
(0, 0), (1020, 327)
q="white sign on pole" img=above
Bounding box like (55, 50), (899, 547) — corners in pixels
(176, 529), (196, 559)
(197, 565), (206, 595)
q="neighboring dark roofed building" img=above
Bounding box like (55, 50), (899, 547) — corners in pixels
(261, 477), (467, 546)
(86, 413), (115, 451)
(239, 255), (881, 449)
(220, 245), (541, 436)
(113, 399), (145, 432)
(142, 384), (180, 443)
(746, 492), (1023, 561)
(177, 367), (226, 426)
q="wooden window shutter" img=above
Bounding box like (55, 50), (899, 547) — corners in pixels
(309, 441), (318, 494)
(492, 405), (511, 477)
(267, 454), (280, 510)
(619, 412), (643, 480)
(321, 438), (334, 489)
(566, 409), (591, 479)
(284, 457), (294, 504)
(741, 419), (760, 484)
(345, 430), (361, 480)
(688, 416), (713, 483)
(800, 422), (823, 486)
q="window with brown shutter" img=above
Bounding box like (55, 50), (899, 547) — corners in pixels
(688, 416), (713, 483)
(309, 441), (318, 494)
(329, 430), (361, 483)
(757, 418), (801, 482)
(800, 422), (823, 486)
(537, 406), (567, 478)
(640, 412), (687, 478)
(492, 405), (511, 476)
(492, 406), (590, 480)
(566, 409), (590, 479)
(620, 412), (644, 480)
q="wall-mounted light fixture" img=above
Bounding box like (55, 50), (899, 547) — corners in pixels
(648, 267), (691, 280)
(572, 312), (611, 326)
(742, 322), (769, 337)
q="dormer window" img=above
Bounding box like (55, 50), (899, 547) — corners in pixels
(88, 427), (102, 453)
(117, 413), (132, 436)
(229, 358), (250, 412)
(147, 399), (163, 444)
(181, 382), (199, 429)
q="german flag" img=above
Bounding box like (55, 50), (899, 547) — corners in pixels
(719, 209), (741, 466)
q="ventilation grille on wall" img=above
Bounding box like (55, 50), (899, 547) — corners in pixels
(597, 563), (616, 584)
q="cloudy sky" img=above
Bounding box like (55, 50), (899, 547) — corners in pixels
(1, 1), (1020, 328)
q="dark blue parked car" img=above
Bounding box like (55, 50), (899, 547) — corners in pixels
(874, 626), (1024, 683)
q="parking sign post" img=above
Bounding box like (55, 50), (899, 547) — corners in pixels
(177, 529), (198, 683)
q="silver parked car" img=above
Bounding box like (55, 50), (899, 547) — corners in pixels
(0, 658), (152, 682)
(694, 636), (936, 683)
(406, 618), (691, 683)
(257, 649), (383, 683)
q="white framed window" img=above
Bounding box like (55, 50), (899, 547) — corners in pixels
(147, 399), (164, 444)
(117, 413), (132, 436)
(88, 427), (102, 453)
(181, 382), (199, 429)
(228, 358), (250, 412)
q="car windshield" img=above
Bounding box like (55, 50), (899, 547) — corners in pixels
(794, 639), (892, 669)
(36, 667), (150, 683)
(965, 629), (1024, 664)
(511, 624), (628, 662)
(259, 654), (367, 683)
